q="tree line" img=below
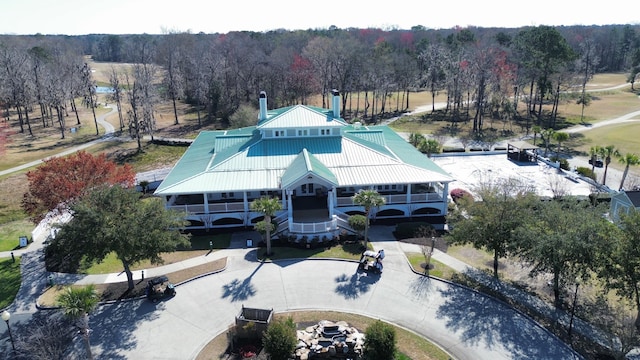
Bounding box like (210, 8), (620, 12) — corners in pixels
(1, 24), (639, 146)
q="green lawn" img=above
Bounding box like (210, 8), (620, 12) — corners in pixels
(83, 233), (232, 274)
(257, 241), (369, 261)
(406, 253), (456, 280)
(576, 122), (640, 156)
(0, 219), (34, 252)
(0, 257), (22, 309)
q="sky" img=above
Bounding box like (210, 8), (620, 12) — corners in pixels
(1, 0), (638, 36)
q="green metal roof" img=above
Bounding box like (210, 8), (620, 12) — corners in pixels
(281, 149), (338, 188)
(258, 105), (347, 129)
(155, 104), (454, 195)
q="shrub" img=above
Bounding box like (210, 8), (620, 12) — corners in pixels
(263, 317), (296, 360)
(550, 156), (570, 170)
(576, 166), (596, 180)
(364, 320), (397, 360)
(348, 214), (367, 235)
(450, 188), (472, 203)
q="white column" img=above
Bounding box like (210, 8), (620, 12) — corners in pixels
(203, 193), (210, 213)
(286, 190), (294, 222)
(328, 189), (334, 218)
(243, 192), (249, 227)
(406, 184), (412, 204)
(443, 182), (449, 215)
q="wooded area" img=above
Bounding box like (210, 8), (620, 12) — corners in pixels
(1, 24), (639, 143)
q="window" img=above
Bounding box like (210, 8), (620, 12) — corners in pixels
(274, 130), (284, 137)
(297, 129), (308, 136)
(320, 128), (331, 136)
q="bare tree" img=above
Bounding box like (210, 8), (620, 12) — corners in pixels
(302, 37), (333, 108)
(547, 173), (570, 199)
(419, 43), (447, 112)
(0, 43), (34, 135)
(80, 62), (99, 135)
(108, 66), (126, 131)
(576, 38), (600, 124)
(125, 71), (143, 151)
(158, 30), (189, 125)
(15, 313), (74, 360)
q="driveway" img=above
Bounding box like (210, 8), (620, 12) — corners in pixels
(86, 238), (580, 360)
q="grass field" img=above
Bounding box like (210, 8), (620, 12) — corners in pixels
(575, 122), (640, 157)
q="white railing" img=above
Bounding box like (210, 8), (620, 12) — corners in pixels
(336, 197), (354, 206)
(337, 193), (443, 206)
(168, 202), (247, 214)
(410, 193), (443, 202)
(290, 218), (337, 234)
(384, 194), (407, 204)
(167, 204), (206, 214)
(208, 202), (245, 212)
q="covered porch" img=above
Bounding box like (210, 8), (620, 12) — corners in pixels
(507, 141), (539, 163)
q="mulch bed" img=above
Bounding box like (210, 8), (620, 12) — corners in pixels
(398, 236), (449, 253)
(95, 258), (227, 302)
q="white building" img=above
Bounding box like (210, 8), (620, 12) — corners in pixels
(154, 91), (454, 240)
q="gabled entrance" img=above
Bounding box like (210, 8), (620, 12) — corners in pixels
(280, 149), (338, 228)
(292, 190), (329, 223)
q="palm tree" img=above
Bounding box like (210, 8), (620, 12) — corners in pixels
(531, 125), (542, 146)
(352, 189), (385, 249)
(408, 133), (425, 148)
(589, 145), (601, 174)
(57, 285), (99, 360)
(419, 139), (441, 158)
(250, 196), (282, 256)
(599, 145), (617, 186)
(541, 128), (555, 157)
(552, 131), (569, 156)
(617, 152), (640, 191)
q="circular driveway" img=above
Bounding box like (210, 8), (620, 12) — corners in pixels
(87, 249), (580, 360)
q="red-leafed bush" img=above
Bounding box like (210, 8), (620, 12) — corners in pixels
(450, 188), (473, 204)
(22, 150), (136, 223)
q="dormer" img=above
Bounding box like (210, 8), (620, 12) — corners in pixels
(257, 90), (348, 139)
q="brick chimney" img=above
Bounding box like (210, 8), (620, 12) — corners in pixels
(331, 89), (340, 118)
(259, 91), (267, 121)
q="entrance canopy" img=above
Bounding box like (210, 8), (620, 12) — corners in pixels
(507, 141), (539, 163)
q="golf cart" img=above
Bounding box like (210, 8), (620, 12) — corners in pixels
(145, 275), (176, 302)
(358, 250), (384, 274)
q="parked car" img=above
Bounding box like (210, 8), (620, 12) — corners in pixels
(145, 275), (176, 302)
(588, 158), (604, 168)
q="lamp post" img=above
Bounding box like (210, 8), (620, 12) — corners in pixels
(428, 236), (436, 268)
(1, 310), (15, 352)
(567, 281), (580, 344)
(430, 236), (436, 255)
